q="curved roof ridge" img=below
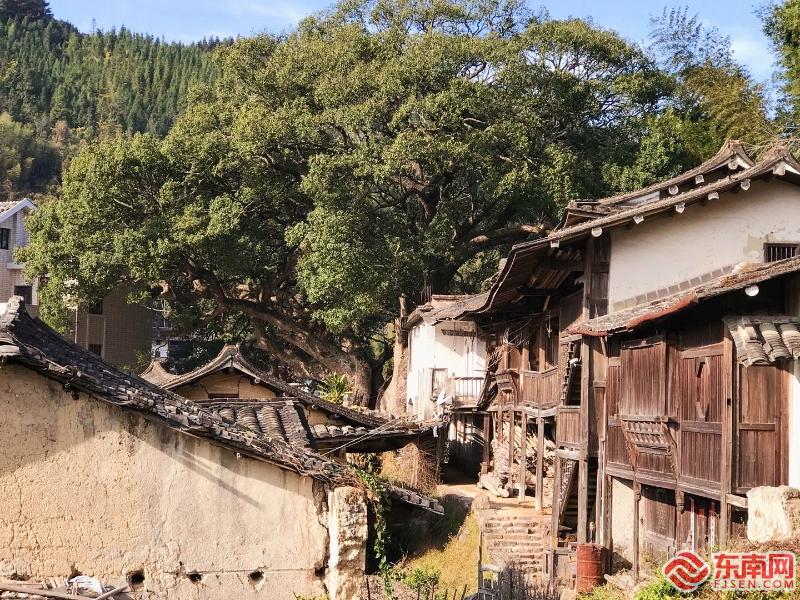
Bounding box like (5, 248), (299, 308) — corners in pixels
(141, 343), (392, 428)
(593, 139), (754, 208)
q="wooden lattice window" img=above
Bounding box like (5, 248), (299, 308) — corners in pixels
(764, 243), (799, 262)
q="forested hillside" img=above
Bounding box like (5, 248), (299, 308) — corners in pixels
(0, 0), (221, 196)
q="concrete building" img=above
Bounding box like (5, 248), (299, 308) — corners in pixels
(0, 199), (37, 310)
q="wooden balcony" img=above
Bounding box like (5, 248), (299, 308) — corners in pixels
(556, 406), (581, 448)
(519, 367), (560, 410)
(451, 376), (483, 407)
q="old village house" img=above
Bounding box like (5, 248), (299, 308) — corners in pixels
(0, 297), (442, 600)
(396, 140), (800, 584)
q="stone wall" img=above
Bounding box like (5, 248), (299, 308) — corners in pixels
(326, 487), (368, 600)
(0, 364), (332, 599)
(747, 486), (800, 543)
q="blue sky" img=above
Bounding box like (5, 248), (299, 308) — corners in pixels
(48, 0), (778, 81)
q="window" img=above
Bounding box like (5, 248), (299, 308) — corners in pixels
(0, 228), (9, 250)
(88, 300), (103, 315)
(764, 243), (798, 262)
(88, 344), (103, 356)
(13, 285), (32, 304)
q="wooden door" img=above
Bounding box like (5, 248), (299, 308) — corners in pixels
(677, 346), (724, 489)
(735, 365), (788, 492)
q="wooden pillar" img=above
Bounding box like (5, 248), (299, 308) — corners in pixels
(633, 482), (641, 583)
(720, 333), (735, 546)
(482, 413), (491, 474)
(604, 475), (613, 569)
(535, 416), (545, 511)
(551, 455), (562, 550)
(508, 410), (515, 489)
(519, 413), (528, 501)
(577, 457), (588, 543)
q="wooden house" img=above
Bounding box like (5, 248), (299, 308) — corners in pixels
(143, 344), (433, 456)
(420, 140), (800, 581)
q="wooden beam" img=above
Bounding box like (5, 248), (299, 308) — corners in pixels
(0, 583), (95, 600)
(539, 257), (584, 272)
(519, 412), (528, 501)
(536, 416), (545, 511)
(518, 288), (563, 297)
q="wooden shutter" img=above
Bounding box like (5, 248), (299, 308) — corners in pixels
(620, 337), (667, 417)
(735, 365), (788, 491)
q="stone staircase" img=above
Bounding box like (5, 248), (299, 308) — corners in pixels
(478, 510), (550, 574)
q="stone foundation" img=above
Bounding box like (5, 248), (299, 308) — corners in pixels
(747, 486), (800, 543)
(326, 487), (368, 600)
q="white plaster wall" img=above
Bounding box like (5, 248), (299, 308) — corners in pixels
(611, 478), (635, 563)
(608, 180), (800, 306)
(0, 365), (329, 600)
(405, 321), (487, 419)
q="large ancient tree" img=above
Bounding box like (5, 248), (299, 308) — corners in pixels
(22, 0), (689, 402)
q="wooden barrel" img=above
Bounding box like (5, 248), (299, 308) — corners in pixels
(576, 543), (606, 593)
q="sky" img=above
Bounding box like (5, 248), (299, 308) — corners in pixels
(48, 0), (778, 82)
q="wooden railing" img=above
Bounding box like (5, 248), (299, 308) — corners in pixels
(452, 376), (484, 406)
(519, 367), (560, 409)
(556, 406), (581, 448)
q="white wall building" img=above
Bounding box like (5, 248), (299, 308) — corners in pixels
(405, 296), (487, 420)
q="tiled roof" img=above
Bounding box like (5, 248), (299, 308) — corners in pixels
(406, 292), (490, 326)
(196, 399), (314, 447)
(0, 198), (35, 224)
(724, 315), (800, 366)
(0, 297), (443, 513)
(464, 143), (800, 316)
(567, 257), (800, 336)
(142, 345), (390, 428)
(593, 139), (755, 208)
(194, 397), (428, 448)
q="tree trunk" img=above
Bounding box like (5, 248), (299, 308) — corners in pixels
(249, 313), (382, 406)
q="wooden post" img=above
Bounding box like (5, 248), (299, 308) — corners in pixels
(633, 482), (641, 583)
(605, 474), (613, 570)
(519, 412), (528, 501)
(577, 457), (588, 543)
(482, 413), (491, 474)
(536, 415), (545, 511)
(551, 455), (562, 551)
(720, 333), (735, 546)
(508, 410), (515, 490)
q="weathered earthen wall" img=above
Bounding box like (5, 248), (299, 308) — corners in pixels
(175, 372), (277, 400)
(0, 365), (329, 600)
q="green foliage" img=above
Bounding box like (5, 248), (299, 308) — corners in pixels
(764, 0), (800, 119)
(320, 372), (354, 404)
(401, 565), (440, 594)
(0, 111), (58, 194)
(0, 0), (51, 21)
(0, 16), (219, 136)
(650, 8), (776, 149)
(633, 573), (687, 600)
(353, 465), (393, 596)
(21, 0), (700, 395)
